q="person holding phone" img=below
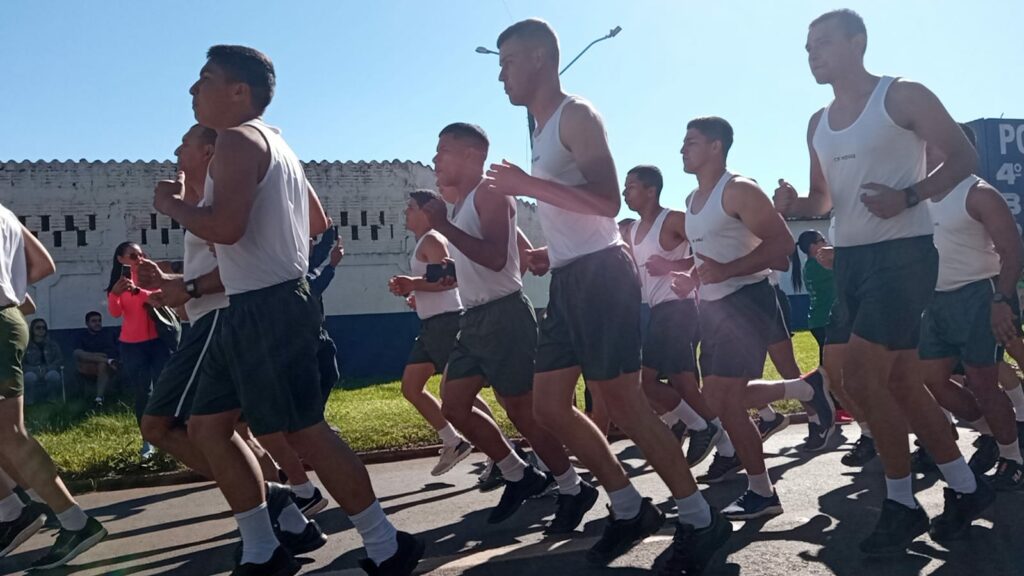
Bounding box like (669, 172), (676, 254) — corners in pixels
(106, 241), (168, 460)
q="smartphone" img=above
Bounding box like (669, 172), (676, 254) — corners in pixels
(121, 265), (132, 279)
(425, 262), (456, 283)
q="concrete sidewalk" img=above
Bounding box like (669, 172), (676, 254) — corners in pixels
(1, 425), (1021, 575)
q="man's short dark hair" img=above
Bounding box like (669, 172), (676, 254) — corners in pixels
(85, 311), (101, 323)
(192, 124), (217, 146)
(687, 116), (735, 160)
(409, 189), (441, 208)
(206, 45), (276, 113)
(439, 123), (490, 152)
(496, 18), (560, 62)
(627, 165), (664, 195)
(810, 9), (867, 53)
(959, 123), (977, 148)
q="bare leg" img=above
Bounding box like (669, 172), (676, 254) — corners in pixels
(188, 410), (265, 512)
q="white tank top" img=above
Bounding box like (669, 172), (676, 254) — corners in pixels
(409, 231), (463, 320)
(630, 209), (691, 306)
(183, 195), (230, 321)
(0, 205), (27, 308)
(812, 76), (931, 247)
(207, 119), (309, 295)
(685, 171), (770, 302)
(929, 175), (1001, 292)
(531, 96), (621, 269)
(449, 185), (523, 308)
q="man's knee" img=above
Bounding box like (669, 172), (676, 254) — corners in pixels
(187, 413), (234, 444)
(140, 415), (174, 445)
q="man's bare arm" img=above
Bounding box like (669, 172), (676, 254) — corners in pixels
(21, 225), (55, 283)
(308, 183), (329, 237)
(968, 182), (1023, 299)
(777, 110), (833, 218)
(725, 180), (796, 278)
(435, 193), (511, 272)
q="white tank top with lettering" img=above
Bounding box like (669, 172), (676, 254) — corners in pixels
(449, 185), (522, 308)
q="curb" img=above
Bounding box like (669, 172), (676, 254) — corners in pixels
(67, 411), (821, 494)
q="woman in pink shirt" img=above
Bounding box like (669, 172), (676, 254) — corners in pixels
(106, 241), (169, 460)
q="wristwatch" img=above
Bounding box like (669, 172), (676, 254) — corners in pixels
(993, 292), (1010, 305)
(184, 279), (201, 299)
(903, 186), (921, 208)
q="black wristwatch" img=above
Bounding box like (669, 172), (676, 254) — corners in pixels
(993, 292), (1010, 305)
(903, 186), (921, 208)
(184, 279), (201, 299)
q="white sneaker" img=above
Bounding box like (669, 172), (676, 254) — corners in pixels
(139, 442), (156, 462)
(431, 440), (472, 476)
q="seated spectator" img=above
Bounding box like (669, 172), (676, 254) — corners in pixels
(23, 318), (63, 403)
(73, 311), (119, 408)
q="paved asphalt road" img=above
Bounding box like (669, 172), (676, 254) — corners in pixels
(1, 424), (1021, 575)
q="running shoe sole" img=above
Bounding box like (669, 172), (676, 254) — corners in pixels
(0, 513), (44, 557)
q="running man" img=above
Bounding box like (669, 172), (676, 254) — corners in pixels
(774, 10), (992, 553)
(0, 204), (107, 568)
(621, 164), (724, 466)
(154, 45), (421, 575)
(489, 19), (731, 573)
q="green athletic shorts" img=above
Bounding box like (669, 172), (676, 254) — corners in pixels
(191, 279), (324, 436)
(407, 311), (461, 374)
(831, 235), (938, 350)
(643, 299), (699, 375)
(445, 291), (537, 398)
(145, 308), (222, 420)
(0, 306), (27, 400)
(919, 278), (1023, 367)
(536, 246), (642, 381)
(698, 279), (776, 380)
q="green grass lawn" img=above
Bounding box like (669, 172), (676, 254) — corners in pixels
(31, 332), (822, 481)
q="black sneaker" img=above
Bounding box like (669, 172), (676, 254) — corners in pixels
(487, 466), (549, 524)
(657, 509), (732, 576)
(989, 457), (1024, 491)
(804, 369), (836, 436)
(802, 422), (831, 452)
(358, 531), (425, 576)
(686, 421), (722, 467)
(0, 501), (45, 557)
(477, 461), (504, 493)
(911, 445), (937, 474)
(266, 482), (294, 526)
(278, 520), (328, 556)
(757, 414), (790, 442)
(29, 516), (108, 569)
(721, 489), (783, 521)
(696, 453), (741, 484)
(292, 487), (329, 517)
(858, 499), (929, 555)
(841, 435), (878, 467)
(545, 481), (599, 535)
(670, 421), (688, 444)
(967, 435), (999, 474)
(230, 546), (299, 576)
(530, 472), (558, 500)
(586, 497), (665, 566)
(929, 476), (996, 541)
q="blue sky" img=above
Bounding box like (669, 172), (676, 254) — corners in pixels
(2, 1), (1022, 216)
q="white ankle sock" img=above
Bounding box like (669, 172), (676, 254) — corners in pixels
(885, 475), (918, 508)
(56, 503), (88, 532)
(350, 500), (399, 566)
(554, 467), (582, 496)
(235, 503), (278, 565)
(438, 423), (463, 447)
(969, 418), (992, 436)
(783, 378), (814, 402)
(998, 440), (1024, 464)
(0, 493), (25, 522)
(808, 413), (821, 425)
(715, 424), (736, 457)
(670, 400), (707, 431)
(660, 411), (681, 426)
(1005, 385), (1024, 421)
(607, 484), (642, 520)
(675, 491), (712, 529)
(495, 451), (526, 482)
(747, 472), (774, 497)
(291, 481), (315, 499)
(937, 457), (978, 494)
(758, 407), (777, 422)
(276, 502), (310, 534)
